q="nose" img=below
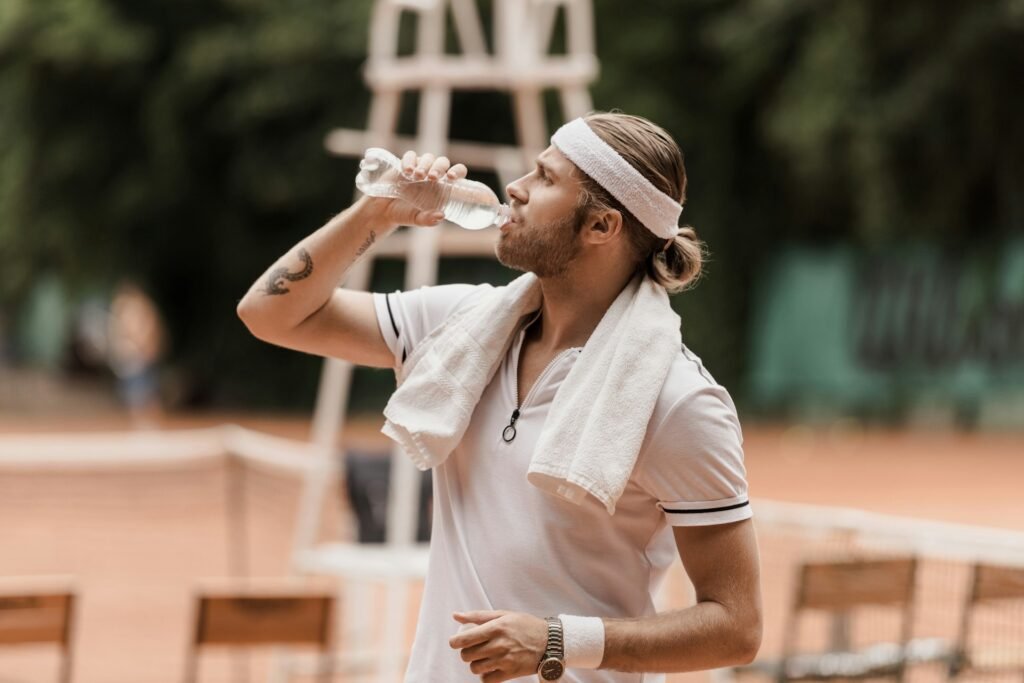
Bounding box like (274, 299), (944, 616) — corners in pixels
(505, 175), (528, 205)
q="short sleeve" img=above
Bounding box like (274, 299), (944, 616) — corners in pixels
(635, 385), (752, 527)
(373, 283), (492, 368)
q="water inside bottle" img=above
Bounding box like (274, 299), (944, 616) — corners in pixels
(445, 201), (509, 230)
(442, 180), (510, 230)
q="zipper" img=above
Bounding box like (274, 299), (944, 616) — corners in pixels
(502, 346), (581, 443)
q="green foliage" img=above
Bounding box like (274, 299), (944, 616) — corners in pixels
(710, 0), (1024, 245)
(1, 0), (1021, 410)
(590, 0), (1024, 398)
(1, 0), (374, 404)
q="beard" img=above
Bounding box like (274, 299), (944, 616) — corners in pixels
(495, 206), (585, 278)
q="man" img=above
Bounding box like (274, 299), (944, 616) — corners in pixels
(237, 111), (762, 682)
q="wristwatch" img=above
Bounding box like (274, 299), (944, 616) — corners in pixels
(536, 616), (566, 681)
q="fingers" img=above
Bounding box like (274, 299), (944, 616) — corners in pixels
(449, 624), (489, 649)
(427, 156), (449, 179)
(401, 150), (417, 176)
(460, 640), (498, 663)
(454, 610), (504, 625)
(449, 611), (505, 648)
(470, 657), (502, 676)
(414, 209), (445, 226)
(400, 151), (465, 181)
(413, 153), (435, 179)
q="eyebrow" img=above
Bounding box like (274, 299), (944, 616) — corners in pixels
(535, 158), (558, 180)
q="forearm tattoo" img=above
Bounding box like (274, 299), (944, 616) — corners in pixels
(356, 230), (376, 257)
(263, 248), (313, 295)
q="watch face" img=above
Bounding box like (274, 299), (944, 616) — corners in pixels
(540, 658), (565, 680)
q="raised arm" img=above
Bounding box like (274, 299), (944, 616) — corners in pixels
(236, 152), (466, 368)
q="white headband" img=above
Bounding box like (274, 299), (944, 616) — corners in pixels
(551, 118), (682, 240)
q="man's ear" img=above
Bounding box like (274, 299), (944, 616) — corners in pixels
(583, 208), (623, 242)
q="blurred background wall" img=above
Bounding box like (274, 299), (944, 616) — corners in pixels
(1, 0), (1022, 427)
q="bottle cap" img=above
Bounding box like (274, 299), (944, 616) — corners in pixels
(494, 204), (513, 227)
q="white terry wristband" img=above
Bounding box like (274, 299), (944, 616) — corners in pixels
(558, 614), (605, 669)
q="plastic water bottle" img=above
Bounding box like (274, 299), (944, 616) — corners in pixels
(355, 148), (511, 230)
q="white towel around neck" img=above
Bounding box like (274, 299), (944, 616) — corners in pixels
(381, 271), (681, 514)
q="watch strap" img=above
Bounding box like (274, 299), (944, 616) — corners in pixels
(544, 616), (564, 660)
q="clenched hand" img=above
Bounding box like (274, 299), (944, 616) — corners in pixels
(449, 610), (548, 682)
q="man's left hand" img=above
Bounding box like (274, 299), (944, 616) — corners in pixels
(449, 610), (547, 682)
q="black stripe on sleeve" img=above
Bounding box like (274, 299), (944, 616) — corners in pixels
(662, 500), (750, 515)
(384, 293), (400, 338)
(385, 293), (408, 363)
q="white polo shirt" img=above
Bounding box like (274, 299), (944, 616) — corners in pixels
(373, 283), (752, 683)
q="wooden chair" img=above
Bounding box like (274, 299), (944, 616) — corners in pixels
(0, 577), (76, 683)
(736, 557), (928, 683)
(183, 581), (336, 683)
(949, 563), (1024, 681)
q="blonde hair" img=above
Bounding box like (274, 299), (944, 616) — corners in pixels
(573, 111), (705, 294)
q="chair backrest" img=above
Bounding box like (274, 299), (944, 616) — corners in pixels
(971, 564), (1024, 603)
(797, 558), (918, 611)
(0, 591), (75, 647)
(184, 582), (335, 683)
(783, 556), (918, 668)
(952, 563), (1024, 678)
(193, 594), (333, 647)
(0, 578), (76, 683)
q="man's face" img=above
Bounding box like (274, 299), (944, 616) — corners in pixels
(496, 146), (586, 278)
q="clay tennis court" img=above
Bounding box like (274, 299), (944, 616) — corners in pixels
(1, 413), (1022, 682)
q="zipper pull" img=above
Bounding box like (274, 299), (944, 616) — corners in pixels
(502, 408), (520, 442)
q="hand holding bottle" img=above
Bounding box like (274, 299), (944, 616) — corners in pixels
(356, 148), (511, 230)
(360, 151), (466, 228)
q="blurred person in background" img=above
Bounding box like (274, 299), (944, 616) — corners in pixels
(237, 112), (761, 682)
(107, 280), (166, 428)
